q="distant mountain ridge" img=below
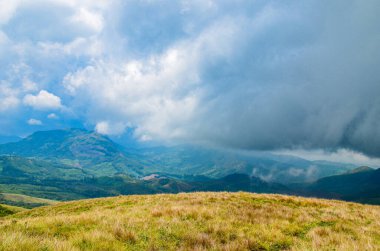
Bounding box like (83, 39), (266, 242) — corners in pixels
(291, 166), (380, 204)
(137, 145), (355, 183)
(0, 154), (288, 202)
(0, 135), (21, 144)
(0, 128), (356, 183)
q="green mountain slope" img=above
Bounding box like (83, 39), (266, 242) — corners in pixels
(0, 155), (288, 202)
(0, 129), (145, 177)
(1, 192), (379, 250)
(0, 155), (89, 180)
(0, 128), (119, 159)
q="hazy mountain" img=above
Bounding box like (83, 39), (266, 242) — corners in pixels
(0, 135), (21, 144)
(0, 128), (355, 183)
(291, 167), (380, 204)
(190, 173), (289, 194)
(139, 145), (355, 183)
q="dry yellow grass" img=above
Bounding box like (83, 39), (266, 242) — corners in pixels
(0, 203), (26, 217)
(0, 192), (379, 250)
(0, 193), (58, 206)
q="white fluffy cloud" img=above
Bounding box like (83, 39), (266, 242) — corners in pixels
(23, 90), (62, 110)
(64, 47), (203, 139)
(27, 118), (42, 125)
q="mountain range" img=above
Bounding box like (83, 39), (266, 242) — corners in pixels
(0, 128), (378, 205)
(0, 128), (356, 182)
(291, 166), (380, 204)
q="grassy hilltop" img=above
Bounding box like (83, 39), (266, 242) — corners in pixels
(0, 192), (380, 250)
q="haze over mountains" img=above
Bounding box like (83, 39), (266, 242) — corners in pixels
(0, 128), (378, 205)
(0, 128), (356, 181)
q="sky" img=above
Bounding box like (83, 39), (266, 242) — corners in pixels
(0, 0), (380, 164)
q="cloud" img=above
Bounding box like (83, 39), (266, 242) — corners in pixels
(70, 7), (104, 33)
(27, 118), (42, 126)
(23, 90), (62, 110)
(0, 0), (19, 25)
(0, 96), (19, 112)
(1, 0), (380, 159)
(95, 121), (126, 135)
(62, 0), (380, 158)
(276, 149), (380, 168)
(47, 113), (58, 119)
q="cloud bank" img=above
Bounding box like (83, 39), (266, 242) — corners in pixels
(1, 0), (380, 158)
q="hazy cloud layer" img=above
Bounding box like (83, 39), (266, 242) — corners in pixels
(1, 0), (380, 158)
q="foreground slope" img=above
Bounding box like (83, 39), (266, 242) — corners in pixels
(1, 192), (379, 250)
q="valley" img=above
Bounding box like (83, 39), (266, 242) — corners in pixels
(0, 128), (378, 206)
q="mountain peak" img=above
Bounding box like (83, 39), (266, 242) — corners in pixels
(0, 128), (121, 160)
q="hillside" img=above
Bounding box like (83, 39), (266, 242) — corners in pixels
(0, 155), (89, 180)
(1, 192), (379, 250)
(0, 129), (145, 177)
(0, 203), (25, 217)
(292, 167), (380, 204)
(0, 193), (57, 208)
(0, 128), (120, 159)
(0, 156), (289, 202)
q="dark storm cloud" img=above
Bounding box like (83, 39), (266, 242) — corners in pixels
(174, 0), (380, 157)
(65, 0), (380, 157)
